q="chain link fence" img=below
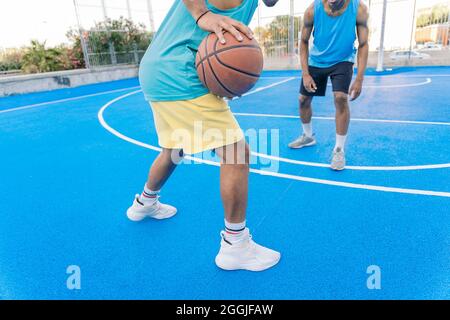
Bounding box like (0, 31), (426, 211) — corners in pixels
(74, 0), (450, 70)
(73, 0), (158, 69)
(252, 0), (450, 69)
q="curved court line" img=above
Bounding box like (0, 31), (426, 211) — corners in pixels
(251, 151), (450, 171)
(98, 91), (450, 198)
(234, 112), (450, 171)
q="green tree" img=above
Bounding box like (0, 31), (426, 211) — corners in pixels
(0, 48), (23, 72)
(416, 4), (449, 28)
(77, 17), (153, 66)
(21, 40), (64, 73)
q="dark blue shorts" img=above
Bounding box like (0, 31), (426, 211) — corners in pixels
(300, 61), (354, 97)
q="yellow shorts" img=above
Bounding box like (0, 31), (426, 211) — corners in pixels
(150, 94), (244, 155)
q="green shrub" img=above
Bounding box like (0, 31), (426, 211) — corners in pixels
(0, 48), (23, 71)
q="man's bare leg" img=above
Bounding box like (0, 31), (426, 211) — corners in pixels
(288, 95), (316, 148)
(215, 140), (249, 224)
(334, 92), (350, 138)
(126, 148), (182, 221)
(331, 91), (350, 171)
(214, 139), (280, 272)
(146, 148), (183, 191)
(300, 94), (313, 126)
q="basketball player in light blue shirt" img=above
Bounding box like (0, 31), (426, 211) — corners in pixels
(129, 0), (282, 272)
(289, 0), (369, 171)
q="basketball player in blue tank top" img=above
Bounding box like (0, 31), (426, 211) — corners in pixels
(288, 0), (369, 171)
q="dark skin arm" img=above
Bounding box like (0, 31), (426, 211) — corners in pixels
(183, 0), (278, 44)
(350, 2), (369, 101)
(182, 0), (253, 44)
(300, 3), (317, 93)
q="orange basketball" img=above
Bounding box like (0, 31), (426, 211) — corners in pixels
(196, 32), (264, 98)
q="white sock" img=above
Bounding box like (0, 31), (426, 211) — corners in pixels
(334, 134), (347, 152)
(139, 184), (159, 205)
(302, 122), (313, 137)
(224, 219), (247, 243)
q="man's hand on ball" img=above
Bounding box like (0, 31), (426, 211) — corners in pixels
(197, 12), (253, 44)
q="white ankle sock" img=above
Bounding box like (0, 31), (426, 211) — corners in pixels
(302, 122), (313, 137)
(224, 220), (247, 243)
(334, 134), (347, 151)
(139, 184), (159, 205)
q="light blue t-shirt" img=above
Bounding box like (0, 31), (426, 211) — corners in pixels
(139, 0), (259, 102)
(309, 0), (360, 68)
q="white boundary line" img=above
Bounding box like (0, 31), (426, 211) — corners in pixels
(251, 151), (450, 171)
(2, 77), (449, 171)
(262, 74), (450, 78)
(235, 112), (450, 170)
(242, 77), (296, 96)
(347, 77), (431, 88)
(97, 90), (450, 198)
(263, 76), (436, 87)
(0, 73), (440, 115)
(0, 86), (141, 115)
(234, 112), (450, 126)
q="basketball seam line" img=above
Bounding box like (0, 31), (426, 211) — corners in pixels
(204, 35), (238, 97)
(212, 38), (261, 78)
(195, 44), (261, 68)
(198, 47), (208, 89)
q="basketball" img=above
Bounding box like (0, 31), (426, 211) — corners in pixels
(196, 32), (264, 98)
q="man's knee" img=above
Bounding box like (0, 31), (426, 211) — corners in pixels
(218, 140), (250, 165)
(299, 95), (312, 109)
(161, 148), (184, 164)
(334, 92), (349, 108)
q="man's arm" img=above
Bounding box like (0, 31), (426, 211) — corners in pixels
(350, 1), (369, 101)
(182, 0), (253, 44)
(300, 3), (317, 93)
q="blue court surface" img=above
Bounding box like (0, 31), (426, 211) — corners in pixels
(0, 66), (449, 300)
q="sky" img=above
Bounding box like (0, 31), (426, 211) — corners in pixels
(0, 0), (448, 49)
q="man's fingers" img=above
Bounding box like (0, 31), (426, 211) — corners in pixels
(350, 89), (360, 101)
(231, 20), (253, 39)
(214, 27), (226, 44)
(221, 22), (243, 42)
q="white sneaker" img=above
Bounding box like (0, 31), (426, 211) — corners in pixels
(215, 228), (281, 272)
(331, 147), (346, 171)
(288, 134), (316, 149)
(126, 194), (177, 221)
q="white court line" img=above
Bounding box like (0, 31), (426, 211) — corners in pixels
(251, 151), (450, 171)
(0, 73), (439, 115)
(236, 112), (450, 170)
(261, 76), (433, 88)
(2, 77), (449, 171)
(98, 90), (450, 198)
(326, 77), (432, 88)
(0, 86), (142, 115)
(239, 77), (297, 97)
(234, 112), (450, 126)
(262, 74), (450, 78)
(0, 78), (295, 114)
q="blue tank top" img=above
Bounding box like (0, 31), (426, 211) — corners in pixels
(309, 0), (360, 68)
(139, 0), (259, 102)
